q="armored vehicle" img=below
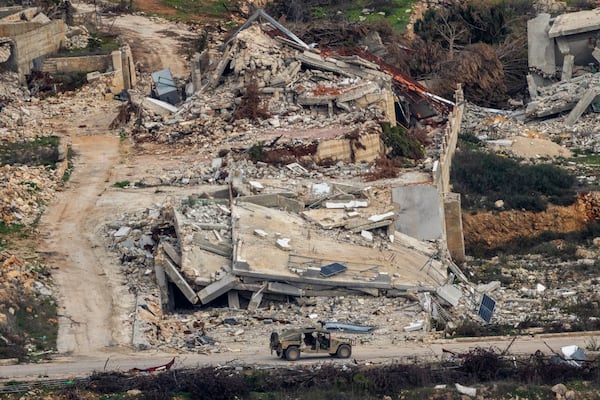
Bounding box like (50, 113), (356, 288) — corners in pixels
(270, 326), (353, 361)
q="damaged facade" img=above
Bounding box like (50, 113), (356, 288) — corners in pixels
(527, 8), (600, 126)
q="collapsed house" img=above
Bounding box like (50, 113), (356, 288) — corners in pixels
(114, 10), (474, 348)
(527, 9), (600, 125)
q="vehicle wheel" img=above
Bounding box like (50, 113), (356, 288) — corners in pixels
(285, 346), (300, 361)
(336, 344), (351, 359)
(270, 332), (279, 348)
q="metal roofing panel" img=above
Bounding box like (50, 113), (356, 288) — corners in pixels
(151, 68), (177, 97)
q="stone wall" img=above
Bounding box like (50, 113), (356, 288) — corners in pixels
(41, 54), (111, 74)
(432, 85), (465, 261)
(1, 19), (65, 81)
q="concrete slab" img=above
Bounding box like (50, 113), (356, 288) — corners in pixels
(548, 9), (600, 38)
(197, 274), (238, 304)
(162, 257), (199, 304)
(392, 184), (443, 241)
(565, 87), (598, 126)
(436, 284), (462, 307)
(233, 202), (445, 290)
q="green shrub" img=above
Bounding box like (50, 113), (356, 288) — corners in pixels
(248, 142), (265, 162)
(380, 122), (424, 160)
(451, 149), (576, 211)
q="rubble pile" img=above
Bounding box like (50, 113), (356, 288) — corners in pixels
(101, 199), (600, 352)
(459, 103), (600, 161)
(63, 25), (90, 49)
(526, 73), (600, 119)
(129, 18), (447, 168)
(0, 164), (61, 225)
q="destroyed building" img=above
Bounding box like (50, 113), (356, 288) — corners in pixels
(527, 8), (600, 126)
(108, 10), (475, 349)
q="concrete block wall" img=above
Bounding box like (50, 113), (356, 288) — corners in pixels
(2, 19), (65, 81)
(41, 54), (111, 74)
(431, 85), (465, 261)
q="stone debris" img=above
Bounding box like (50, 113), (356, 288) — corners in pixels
(64, 25), (90, 49)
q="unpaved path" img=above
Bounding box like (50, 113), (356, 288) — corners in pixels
(37, 119), (128, 355)
(105, 13), (194, 78)
(35, 6), (199, 357)
(1, 331), (598, 380)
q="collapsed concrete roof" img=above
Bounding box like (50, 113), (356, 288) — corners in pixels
(203, 9), (453, 128)
(548, 8), (600, 38)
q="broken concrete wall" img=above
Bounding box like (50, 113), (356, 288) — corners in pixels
(314, 133), (383, 164)
(433, 86), (463, 194)
(41, 54), (111, 74)
(528, 13), (556, 79)
(0, 19), (65, 81)
(392, 184), (444, 241)
(443, 192), (465, 262)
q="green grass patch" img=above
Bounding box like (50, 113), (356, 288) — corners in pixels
(113, 180), (131, 188)
(344, 0), (415, 32)
(0, 222), (25, 235)
(451, 148), (577, 212)
(159, 0), (234, 21)
(15, 297), (58, 356)
(570, 152), (600, 166)
(60, 32), (121, 56)
(0, 136), (61, 167)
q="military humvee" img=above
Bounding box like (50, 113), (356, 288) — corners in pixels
(270, 326), (353, 361)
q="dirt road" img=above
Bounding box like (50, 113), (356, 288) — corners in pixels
(1, 332), (598, 380)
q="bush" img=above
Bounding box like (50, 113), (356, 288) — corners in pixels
(451, 149), (576, 211)
(380, 122), (424, 160)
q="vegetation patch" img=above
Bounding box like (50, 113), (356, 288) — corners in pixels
(160, 0), (233, 21)
(380, 122), (424, 160)
(233, 79), (271, 122)
(451, 148), (577, 212)
(0, 222), (24, 236)
(0, 136), (61, 167)
(60, 32), (121, 56)
(266, 0), (416, 32)
(39, 353), (600, 400)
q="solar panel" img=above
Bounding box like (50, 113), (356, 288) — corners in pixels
(478, 294), (496, 324)
(320, 263), (347, 277)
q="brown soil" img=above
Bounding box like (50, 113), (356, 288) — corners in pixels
(462, 193), (600, 249)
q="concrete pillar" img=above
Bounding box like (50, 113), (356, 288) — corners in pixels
(121, 48), (131, 90)
(228, 290), (240, 309)
(110, 50), (124, 93)
(561, 54), (574, 81)
(527, 13), (555, 76)
(526, 74), (538, 99)
(443, 192), (465, 262)
(565, 87), (598, 126)
(191, 52), (202, 93)
(154, 264), (170, 309)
